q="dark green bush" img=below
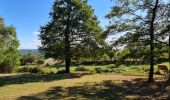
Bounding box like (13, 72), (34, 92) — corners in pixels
(18, 66), (57, 74)
(57, 70), (67, 74)
(30, 67), (42, 73)
(94, 67), (103, 73)
(37, 59), (44, 65)
(0, 61), (14, 73)
(45, 63), (50, 66)
(17, 66), (30, 72)
(17, 66), (41, 73)
(75, 67), (90, 71)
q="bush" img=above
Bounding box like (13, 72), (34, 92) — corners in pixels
(94, 67), (103, 73)
(17, 66), (31, 72)
(17, 66), (42, 73)
(17, 66), (57, 74)
(0, 61), (14, 73)
(75, 67), (90, 71)
(30, 66), (42, 73)
(57, 70), (67, 74)
(20, 53), (37, 65)
(45, 63), (50, 66)
(37, 60), (44, 65)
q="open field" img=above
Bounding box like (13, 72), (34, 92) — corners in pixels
(0, 73), (170, 100)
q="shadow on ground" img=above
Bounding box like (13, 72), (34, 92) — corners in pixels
(17, 78), (170, 100)
(0, 73), (91, 87)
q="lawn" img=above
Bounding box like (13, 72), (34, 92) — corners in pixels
(0, 73), (170, 100)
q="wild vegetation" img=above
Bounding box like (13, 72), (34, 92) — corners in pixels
(0, 17), (20, 73)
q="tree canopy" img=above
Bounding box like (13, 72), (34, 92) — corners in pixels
(106, 0), (169, 82)
(39, 0), (104, 73)
(0, 17), (20, 73)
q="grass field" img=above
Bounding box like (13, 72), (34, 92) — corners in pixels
(0, 73), (170, 100)
(0, 62), (169, 100)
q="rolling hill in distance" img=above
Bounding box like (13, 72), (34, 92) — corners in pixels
(19, 49), (39, 55)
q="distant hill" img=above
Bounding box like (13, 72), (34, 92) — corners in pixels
(19, 49), (40, 55)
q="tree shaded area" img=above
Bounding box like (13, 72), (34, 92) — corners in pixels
(17, 78), (170, 100)
(0, 73), (91, 87)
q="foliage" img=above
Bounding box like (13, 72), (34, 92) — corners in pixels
(106, 0), (169, 82)
(20, 53), (45, 65)
(74, 67), (90, 71)
(20, 53), (37, 65)
(17, 66), (57, 74)
(37, 59), (44, 65)
(39, 0), (104, 73)
(94, 67), (103, 73)
(0, 17), (20, 73)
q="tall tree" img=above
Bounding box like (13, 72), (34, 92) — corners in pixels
(0, 17), (20, 73)
(106, 0), (169, 82)
(39, 0), (103, 73)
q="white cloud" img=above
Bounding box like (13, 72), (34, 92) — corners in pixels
(19, 39), (41, 49)
(33, 31), (40, 35)
(19, 31), (41, 49)
(33, 39), (41, 47)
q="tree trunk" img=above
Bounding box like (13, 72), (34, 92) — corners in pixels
(168, 28), (170, 82)
(148, 0), (159, 82)
(64, 4), (71, 73)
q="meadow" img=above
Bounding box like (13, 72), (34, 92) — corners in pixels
(0, 62), (169, 100)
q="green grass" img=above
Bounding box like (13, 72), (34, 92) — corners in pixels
(18, 62), (169, 76)
(0, 62), (169, 99)
(0, 73), (169, 100)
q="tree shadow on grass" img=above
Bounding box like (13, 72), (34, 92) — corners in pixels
(17, 78), (170, 100)
(0, 73), (91, 87)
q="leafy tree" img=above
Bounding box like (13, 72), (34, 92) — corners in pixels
(106, 0), (169, 82)
(104, 44), (117, 62)
(20, 53), (38, 65)
(39, 0), (103, 73)
(0, 17), (20, 73)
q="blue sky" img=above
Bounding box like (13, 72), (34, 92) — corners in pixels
(0, 0), (113, 49)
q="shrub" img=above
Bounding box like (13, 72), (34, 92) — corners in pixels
(17, 66), (31, 72)
(30, 66), (42, 73)
(45, 63), (50, 66)
(17, 66), (57, 74)
(0, 61), (14, 73)
(107, 65), (118, 69)
(57, 70), (67, 74)
(37, 59), (44, 65)
(94, 67), (103, 73)
(75, 67), (90, 71)
(20, 53), (37, 65)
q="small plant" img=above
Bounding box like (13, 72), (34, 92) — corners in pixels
(57, 70), (66, 74)
(37, 60), (44, 65)
(45, 63), (50, 66)
(94, 67), (103, 73)
(75, 67), (90, 71)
